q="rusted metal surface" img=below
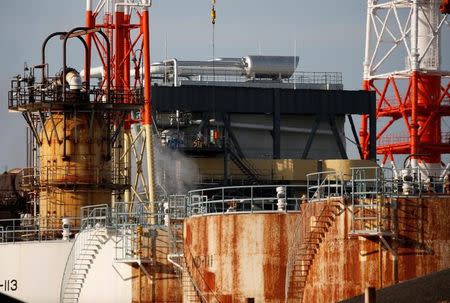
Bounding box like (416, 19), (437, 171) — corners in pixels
(184, 197), (450, 302)
(131, 228), (183, 303)
(303, 197), (450, 302)
(39, 113), (111, 226)
(184, 212), (299, 302)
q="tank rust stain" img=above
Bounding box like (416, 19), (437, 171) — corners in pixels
(184, 196), (450, 302)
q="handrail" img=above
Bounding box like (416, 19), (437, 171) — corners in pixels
(284, 200), (340, 302)
(0, 216), (81, 244)
(59, 231), (81, 302)
(284, 205), (309, 302)
(307, 171), (344, 202)
(60, 204), (111, 303)
(188, 184), (306, 216)
(184, 244), (221, 303)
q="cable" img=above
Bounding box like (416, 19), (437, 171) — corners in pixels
(211, 0), (217, 122)
(211, 0), (216, 81)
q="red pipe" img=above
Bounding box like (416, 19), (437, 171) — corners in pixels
(141, 9), (152, 126)
(115, 10), (125, 93)
(360, 79), (371, 159)
(85, 9), (94, 86)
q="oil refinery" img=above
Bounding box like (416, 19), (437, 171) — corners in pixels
(0, 1), (450, 303)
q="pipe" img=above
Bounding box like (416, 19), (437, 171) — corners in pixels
(196, 120), (335, 136)
(65, 70), (83, 90)
(82, 55), (304, 81)
(167, 254), (184, 270)
(115, 1), (152, 12)
(141, 6), (156, 219)
(363, 3), (372, 80)
(85, 0), (94, 86)
(62, 27), (90, 102)
(95, 30), (111, 103)
(41, 32), (67, 83)
(80, 66), (104, 79)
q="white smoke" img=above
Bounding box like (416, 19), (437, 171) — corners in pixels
(153, 139), (199, 196)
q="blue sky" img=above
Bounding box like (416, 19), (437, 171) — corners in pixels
(0, 1), (391, 168)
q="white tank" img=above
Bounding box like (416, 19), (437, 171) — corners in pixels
(243, 55), (299, 79)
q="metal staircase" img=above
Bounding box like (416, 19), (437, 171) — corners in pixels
(227, 147), (260, 184)
(181, 253), (207, 303)
(285, 200), (343, 302)
(167, 220), (206, 303)
(60, 228), (109, 303)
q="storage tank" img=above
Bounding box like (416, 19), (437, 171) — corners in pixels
(183, 190), (450, 302)
(243, 55), (299, 79)
(39, 113), (111, 227)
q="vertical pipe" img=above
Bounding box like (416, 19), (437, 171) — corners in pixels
(363, 1), (373, 80)
(411, 72), (419, 168)
(115, 5), (125, 94)
(369, 90), (377, 161)
(361, 1), (373, 160)
(85, 0), (94, 86)
(378, 240), (382, 288)
(410, 0), (420, 168)
(141, 7), (156, 215)
(124, 11), (131, 99)
(360, 81), (371, 160)
(123, 131), (131, 204)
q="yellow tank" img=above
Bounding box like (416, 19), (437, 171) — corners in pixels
(39, 113), (111, 227)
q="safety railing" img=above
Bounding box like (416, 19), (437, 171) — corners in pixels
(379, 131), (450, 146)
(287, 71), (343, 85)
(8, 79), (143, 110)
(350, 167), (395, 236)
(80, 204), (111, 229)
(111, 202), (165, 262)
(39, 164), (127, 188)
(154, 70), (342, 86)
(187, 184), (306, 216)
(393, 167), (450, 195)
(306, 171), (345, 202)
(59, 227), (108, 303)
(166, 195), (188, 221)
(0, 216), (81, 244)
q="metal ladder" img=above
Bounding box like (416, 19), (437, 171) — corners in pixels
(60, 228), (108, 303)
(167, 220), (206, 303)
(181, 253), (207, 303)
(285, 201), (342, 302)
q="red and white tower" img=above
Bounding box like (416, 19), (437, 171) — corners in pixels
(85, 0), (156, 209)
(360, 0), (450, 173)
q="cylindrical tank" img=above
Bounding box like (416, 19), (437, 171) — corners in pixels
(184, 197), (450, 302)
(184, 213), (296, 302)
(39, 113), (111, 227)
(243, 55), (299, 79)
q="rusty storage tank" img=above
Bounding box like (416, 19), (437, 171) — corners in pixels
(39, 112), (111, 227)
(182, 169), (450, 302)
